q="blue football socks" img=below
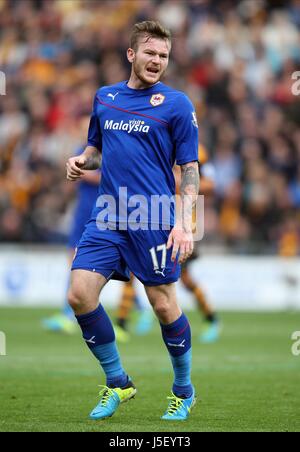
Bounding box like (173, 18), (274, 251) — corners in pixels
(161, 313), (193, 398)
(76, 304), (128, 388)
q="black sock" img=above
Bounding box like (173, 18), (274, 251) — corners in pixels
(117, 318), (127, 330)
(205, 313), (217, 323)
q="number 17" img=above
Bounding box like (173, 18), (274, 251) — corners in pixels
(149, 244), (167, 271)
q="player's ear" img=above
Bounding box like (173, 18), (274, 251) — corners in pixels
(127, 48), (135, 63)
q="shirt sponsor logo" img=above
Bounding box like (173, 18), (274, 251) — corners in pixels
(104, 119), (150, 134)
(150, 93), (165, 106)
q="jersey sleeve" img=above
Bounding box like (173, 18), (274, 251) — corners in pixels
(87, 94), (102, 150)
(170, 93), (199, 165)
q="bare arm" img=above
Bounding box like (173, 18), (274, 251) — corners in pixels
(80, 146), (101, 170)
(174, 163), (214, 195)
(179, 161), (200, 231)
(168, 161), (199, 264)
(81, 170), (101, 185)
(66, 146), (101, 181)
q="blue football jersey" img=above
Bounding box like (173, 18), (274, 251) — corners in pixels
(87, 80), (198, 227)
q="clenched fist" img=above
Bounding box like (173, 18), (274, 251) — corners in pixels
(66, 156), (87, 181)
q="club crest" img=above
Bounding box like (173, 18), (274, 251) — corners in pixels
(150, 94), (165, 107)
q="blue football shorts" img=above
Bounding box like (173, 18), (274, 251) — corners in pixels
(71, 219), (181, 286)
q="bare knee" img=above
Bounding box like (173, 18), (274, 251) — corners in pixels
(68, 287), (86, 313)
(68, 270), (106, 315)
(145, 284), (181, 324)
(152, 299), (170, 320)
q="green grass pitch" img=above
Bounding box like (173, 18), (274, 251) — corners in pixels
(0, 308), (299, 432)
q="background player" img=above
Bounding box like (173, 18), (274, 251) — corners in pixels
(114, 275), (154, 342)
(175, 144), (220, 343)
(43, 116), (148, 338)
(43, 116), (100, 334)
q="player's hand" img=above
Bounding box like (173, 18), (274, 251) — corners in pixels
(66, 156), (87, 181)
(167, 225), (194, 264)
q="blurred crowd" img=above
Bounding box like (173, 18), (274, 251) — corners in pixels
(1, 0), (300, 254)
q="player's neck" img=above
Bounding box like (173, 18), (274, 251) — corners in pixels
(127, 73), (160, 90)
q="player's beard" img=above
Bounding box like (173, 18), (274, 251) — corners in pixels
(133, 59), (164, 87)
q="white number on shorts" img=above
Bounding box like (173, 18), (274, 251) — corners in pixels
(149, 244), (167, 271)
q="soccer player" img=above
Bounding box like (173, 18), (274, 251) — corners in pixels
(66, 21), (199, 421)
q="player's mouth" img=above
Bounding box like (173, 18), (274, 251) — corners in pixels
(146, 67), (160, 75)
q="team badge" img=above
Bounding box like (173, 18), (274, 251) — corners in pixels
(150, 94), (165, 107)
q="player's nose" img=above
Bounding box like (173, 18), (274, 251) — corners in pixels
(151, 54), (160, 64)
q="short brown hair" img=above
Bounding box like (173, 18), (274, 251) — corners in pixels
(130, 21), (171, 51)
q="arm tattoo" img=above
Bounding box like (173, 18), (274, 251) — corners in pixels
(180, 163), (199, 199)
(83, 155), (101, 170)
(178, 162), (200, 232)
(83, 147), (102, 170)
